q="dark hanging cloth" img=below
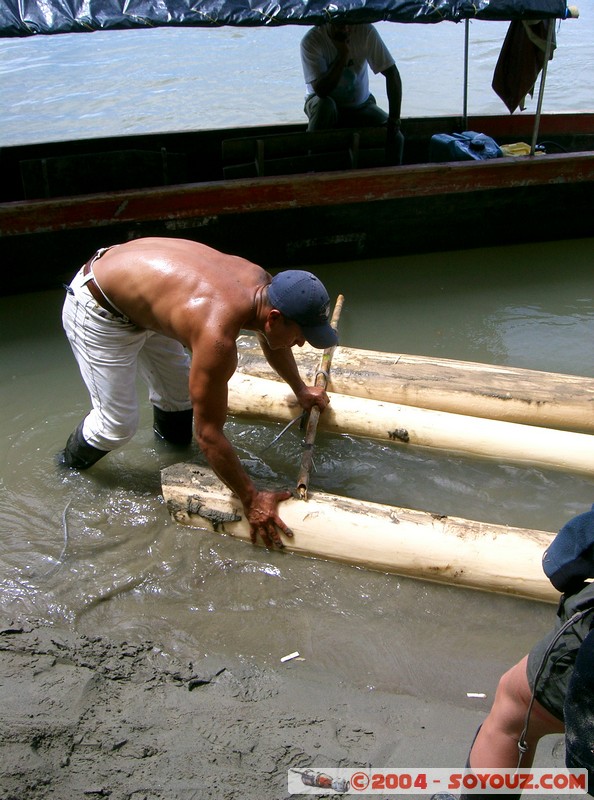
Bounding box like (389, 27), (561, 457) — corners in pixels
(492, 19), (556, 113)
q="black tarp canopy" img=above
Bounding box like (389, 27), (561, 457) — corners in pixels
(0, 0), (569, 38)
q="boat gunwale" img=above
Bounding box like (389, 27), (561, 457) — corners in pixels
(1, 147), (593, 237)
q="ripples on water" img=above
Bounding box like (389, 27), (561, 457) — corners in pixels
(312, 240), (594, 374)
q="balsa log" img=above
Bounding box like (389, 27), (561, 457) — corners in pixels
(236, 335), (594, 434)
(161, 463), (558, 603)
(227, 372), (594, 476)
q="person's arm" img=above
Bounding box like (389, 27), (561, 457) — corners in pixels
(309, 31), (350, 97)
(383, 63), (403, 128)
(255, 332), (330, 413)
(189, 334), (292, 548)
(382, 63), (404, 165)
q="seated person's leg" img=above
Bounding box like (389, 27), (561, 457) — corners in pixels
(345, 95), (389, 127)
(342, 97), (403, 165)
(304, 94), (338, 131)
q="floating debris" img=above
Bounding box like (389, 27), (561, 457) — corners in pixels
(280, 651), (300, 663)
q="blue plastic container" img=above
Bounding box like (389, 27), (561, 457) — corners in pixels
(429, 131), (503, 163)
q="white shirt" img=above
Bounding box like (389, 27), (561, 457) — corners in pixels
(300, 24), (395, 107)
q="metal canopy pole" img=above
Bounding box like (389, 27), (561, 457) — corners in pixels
(463, 18), (469, 129)
(530, 20), (555, 156)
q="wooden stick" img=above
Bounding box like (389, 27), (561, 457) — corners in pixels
(296, 295), (344, 499)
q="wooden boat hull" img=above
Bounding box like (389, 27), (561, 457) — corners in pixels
(161, 462), (558, 603)
(236, 336), (594, 433)
(2, 113), (593, 296)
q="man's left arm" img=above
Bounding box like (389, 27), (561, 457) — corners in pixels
(256, 333), (329, 412)
(383, 63), (403, 128)
(382, 63), (404, 164)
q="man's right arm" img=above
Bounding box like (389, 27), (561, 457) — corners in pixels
(310, 42), (349, 97)
(188, 336), (293, 548)
(189, 348), (256, 508)
(301, 30), (348, 98)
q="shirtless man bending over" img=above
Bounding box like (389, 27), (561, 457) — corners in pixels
(60, 237), (336, 547)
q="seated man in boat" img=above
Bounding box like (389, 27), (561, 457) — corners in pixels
(59, 237), (336, 547)
(300, 21), (404, 164)
(432, 505), (594, 800)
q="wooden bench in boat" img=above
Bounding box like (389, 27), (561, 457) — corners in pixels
(19, 148), (189, 199)
(222, 127), (388, 179)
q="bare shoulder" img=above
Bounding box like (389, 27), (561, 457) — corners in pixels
(93, 238), (269, 339)
(100, 238), (264, 282)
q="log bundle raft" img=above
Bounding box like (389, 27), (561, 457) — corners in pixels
(161, 463), (559, 603)
(236, 335), (594, 434)
(161, 340), (592, 600)
(227, 372), (594, 477)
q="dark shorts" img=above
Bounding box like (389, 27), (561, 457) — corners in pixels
(526, 581), (594, 720)
(564, 627), (594, 795)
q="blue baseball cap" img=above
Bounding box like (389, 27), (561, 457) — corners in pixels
(542, 504), (594, 592)
(268, 270), (338, 350)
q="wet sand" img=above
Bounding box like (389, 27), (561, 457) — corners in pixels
(0, 616), (569, 800)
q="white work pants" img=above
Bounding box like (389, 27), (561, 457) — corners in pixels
(62, 266), (192, 452)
